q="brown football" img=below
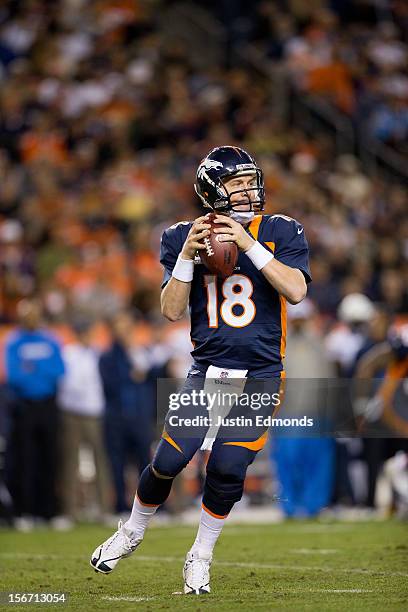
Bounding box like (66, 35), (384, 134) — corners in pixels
(199, 213), (238, 277)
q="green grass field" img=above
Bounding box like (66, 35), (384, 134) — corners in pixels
(1, 520), (408, 611)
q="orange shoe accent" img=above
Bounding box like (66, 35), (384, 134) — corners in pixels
(223, 430), (268, 452)
(264, 241), (275, 253)
(136, 494), (159, 508)
(161, 429), (183, 454)
(248, 215), (262, 241)
(202, 503), (228, 519)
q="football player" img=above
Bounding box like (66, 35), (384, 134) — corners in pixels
(90, 146), (311, 594)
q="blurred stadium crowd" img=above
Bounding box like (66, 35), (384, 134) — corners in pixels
(215, 0), (408, 151)
(0, 0), (407, 528)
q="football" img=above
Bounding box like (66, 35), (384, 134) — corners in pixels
(199, 212), (238, 277)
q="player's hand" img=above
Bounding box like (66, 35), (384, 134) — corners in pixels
(213, 215), (255, 252)
(181, 216), (211, 260)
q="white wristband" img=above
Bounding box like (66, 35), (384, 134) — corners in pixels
(245, 241), (274, 270)
(172, 254), (194, 282)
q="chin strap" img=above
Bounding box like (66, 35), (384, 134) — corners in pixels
(229, 210), (255, 225)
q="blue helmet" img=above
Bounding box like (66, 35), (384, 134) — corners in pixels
(194, 146), (265, 212)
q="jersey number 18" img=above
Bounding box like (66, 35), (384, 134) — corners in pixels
(205, 274), (256, 329)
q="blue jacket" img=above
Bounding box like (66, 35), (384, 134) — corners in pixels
(99, 341), (154, 418)
(5, 329), (65, 400)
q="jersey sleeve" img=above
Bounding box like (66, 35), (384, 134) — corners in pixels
(159, 224), (184, 288)
(273, 217), (312, 283)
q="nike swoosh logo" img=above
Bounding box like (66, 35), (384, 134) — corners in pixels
(297, 228), (304, 234)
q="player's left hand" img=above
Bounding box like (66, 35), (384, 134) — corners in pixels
(213, 215), (255, 252)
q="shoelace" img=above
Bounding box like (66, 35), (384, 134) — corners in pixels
(189, 558), (209, 586)
(106, 526), (135, 554)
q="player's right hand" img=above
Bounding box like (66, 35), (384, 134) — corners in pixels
(181, 216), (211, 260)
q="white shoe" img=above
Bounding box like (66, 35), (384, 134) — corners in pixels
(14, 516), (35, 532)
(183, 550), (211, 595)
(50, 516), (75, 531)
(90, 520), (141, 574)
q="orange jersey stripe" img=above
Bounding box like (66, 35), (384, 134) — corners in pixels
(280, 295), (287, 360)
(264, 241), (275, 253)
(273, 374), (286, 417)
(248, 215), (262, 241)
(223, 430), (268, 452)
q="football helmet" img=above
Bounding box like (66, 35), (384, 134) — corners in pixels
(194, 146), (265, 213)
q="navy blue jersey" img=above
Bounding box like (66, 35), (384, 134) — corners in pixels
(160, 215), (311, 376)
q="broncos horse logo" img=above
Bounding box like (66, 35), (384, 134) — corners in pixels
(197, 159), (223, 183)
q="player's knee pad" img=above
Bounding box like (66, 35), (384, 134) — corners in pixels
(202, 447), (254, 516)
(207, 444), (255, 482)
(137, 464), (173, 506)
(151, 438), (189, 478)
(203, 467), (246, 517)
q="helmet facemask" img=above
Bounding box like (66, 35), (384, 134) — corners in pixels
(222, 169), (265, 213)
(209, 169), (265, 214)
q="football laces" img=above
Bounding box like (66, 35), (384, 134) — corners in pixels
(203, 236), (214, 257)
